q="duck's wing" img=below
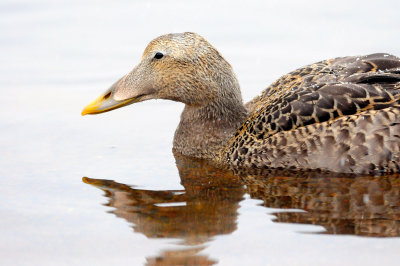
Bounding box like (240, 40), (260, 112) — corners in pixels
(228, 53), (400, 173)
(241, 53), (400, 140)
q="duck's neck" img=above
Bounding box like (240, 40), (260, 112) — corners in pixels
(173, 94), (248, 160)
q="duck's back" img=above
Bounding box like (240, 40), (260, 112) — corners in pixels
(226, 53), (400, 174)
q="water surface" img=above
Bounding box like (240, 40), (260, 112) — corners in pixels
(2, 0), (400, 265)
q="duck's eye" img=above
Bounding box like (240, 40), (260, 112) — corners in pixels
(154, 52), (164, 59)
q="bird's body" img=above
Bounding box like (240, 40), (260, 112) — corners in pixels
(82, 33), (400, 174)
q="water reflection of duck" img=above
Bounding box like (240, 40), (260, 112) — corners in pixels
(236, 168), (400, 237)
(82, 32), (400, 174)
(83, 154), (244, 265)
(84, 154), (400, 254)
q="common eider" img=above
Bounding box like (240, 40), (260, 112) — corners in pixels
(82, 32), (400, 174)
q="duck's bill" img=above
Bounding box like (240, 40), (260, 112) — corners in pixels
(81, 89), (143, 116)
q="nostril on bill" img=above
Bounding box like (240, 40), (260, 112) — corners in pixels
(103, 92), (112, 100)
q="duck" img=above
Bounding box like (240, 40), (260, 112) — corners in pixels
(82, 32), (400, 174)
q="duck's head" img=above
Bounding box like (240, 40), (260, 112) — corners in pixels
(82, 32), (240, 115)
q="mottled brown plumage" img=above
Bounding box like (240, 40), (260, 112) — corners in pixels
(82, 32), (400, 174)
(227, 54), (400, 174)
